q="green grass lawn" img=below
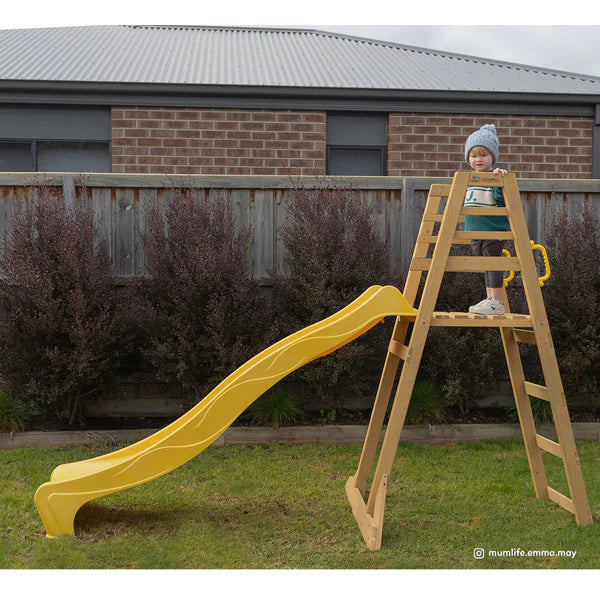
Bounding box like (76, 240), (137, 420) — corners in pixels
(1, 439), (599, 569)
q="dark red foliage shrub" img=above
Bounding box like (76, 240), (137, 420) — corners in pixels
(0, 188), (141, 424)
(270, 181), (402, 407)
(542, 203), (600, 412)
(139, 189), (271, 400)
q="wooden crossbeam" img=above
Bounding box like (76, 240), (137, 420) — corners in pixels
(388, 340), (410, 360)
(536, 434), (563, 458)
(524, 381), (550, 401)
(418, 230), (515, 244)
(410, 256), (521, 272)
(513, 329), (537, 344)
(547, 487), (576, 514)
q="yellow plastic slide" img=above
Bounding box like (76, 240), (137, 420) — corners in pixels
(34, 285), (416, 537)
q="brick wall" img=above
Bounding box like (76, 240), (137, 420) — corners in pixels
(112, 108), (327, 175)
(388, 114), (594, 178)
(112, 108), (595, 178)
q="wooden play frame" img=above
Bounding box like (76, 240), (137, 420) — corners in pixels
(346, 172), (593, 551)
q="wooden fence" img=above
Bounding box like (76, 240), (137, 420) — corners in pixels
(2, 172), (599, 417)
(1, 173), (600, 281)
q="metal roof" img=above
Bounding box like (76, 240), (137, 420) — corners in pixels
(1, 25), (600, 96)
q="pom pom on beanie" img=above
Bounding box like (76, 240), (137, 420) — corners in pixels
(465, 124), (499, 164)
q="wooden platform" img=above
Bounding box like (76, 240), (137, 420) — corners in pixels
(430, 311), (533, 327)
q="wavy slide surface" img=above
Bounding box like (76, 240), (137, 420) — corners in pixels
(34, 285), (416, 537)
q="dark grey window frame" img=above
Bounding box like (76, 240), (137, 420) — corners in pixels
(0, 138), (112, 172)
(326, 112), (388, 176)
(326, 144), (387, 176)
(0, 105), (112, 173)
(0, 140), (36, 171)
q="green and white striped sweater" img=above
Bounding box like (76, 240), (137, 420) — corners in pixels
(464, 184), (510, 232)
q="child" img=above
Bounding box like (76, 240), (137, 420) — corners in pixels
(463, 124), (509, 315)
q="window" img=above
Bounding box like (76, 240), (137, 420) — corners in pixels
(326, 112), (387, 176)
(0, 142), (32, 171)
(38, 141), (110, 172)
(327, 147), (386, 176)
(0, 106), (111, 173)
(0, 140), (111, 172)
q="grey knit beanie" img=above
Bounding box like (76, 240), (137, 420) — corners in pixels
(464, 124), (499, 164)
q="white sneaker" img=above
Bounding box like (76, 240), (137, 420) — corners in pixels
(468, 297), (505, 315)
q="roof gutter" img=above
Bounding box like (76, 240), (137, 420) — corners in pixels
(0, 80), (598, 116)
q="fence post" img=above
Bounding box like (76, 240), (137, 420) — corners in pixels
(400, 178), (416, 276)
(62, 175), (76, 210)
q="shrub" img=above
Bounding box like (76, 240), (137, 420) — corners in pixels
(139, 189), (271, 400)
(270, 180), (402, 408)
(0, 187), (140, 425)
(243, 383), (305, 427)
(542, 204), (600, 413)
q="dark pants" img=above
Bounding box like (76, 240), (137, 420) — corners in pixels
(470, 239), (504, 289)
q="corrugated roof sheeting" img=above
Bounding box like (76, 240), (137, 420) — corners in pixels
(1, 25), (599, 95)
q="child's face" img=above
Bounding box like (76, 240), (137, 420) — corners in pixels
(469, 148), (494, 172)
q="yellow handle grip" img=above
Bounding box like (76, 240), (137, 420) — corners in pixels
(531, 240), (551, 287)
(503, 241), (551, 288)
(502, 248), (515, 287)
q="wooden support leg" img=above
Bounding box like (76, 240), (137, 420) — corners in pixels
(345, 322), (416, 551)
(363, 174), (471, 515)
(365, 342), (419, 516)
(500, 326), (549, 499)
(353, 316), (411, 495)
(536, 339), (593, 525)
(503, 174), (592, 525)
(346, 473), (388, 551)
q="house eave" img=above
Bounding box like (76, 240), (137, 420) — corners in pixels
(0, 80), (598, 116)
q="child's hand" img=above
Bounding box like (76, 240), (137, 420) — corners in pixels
(493, 168), (508, 176)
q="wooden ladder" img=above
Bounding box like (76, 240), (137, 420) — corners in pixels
(346, 171), (593, 551)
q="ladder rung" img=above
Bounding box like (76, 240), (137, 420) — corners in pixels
(454, 230), (515, 240)
(422, 214), (443, 223)
(422, 214), (466, 223)
(547, 486), (576, 515)
(418, 230), (514, 245)
(462, 207), (508, 216)
(410, 256), (521, 272)
(535, 434), (562, 458)
(422, 209), (507, 224)
(430, 312), (533, 327)
(523, 381), (550, 401)
(429, 184), (451, 196)
(418, 235), (466, 244)
(513, 328), (536, 344)
(388, 340), (409, 361)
